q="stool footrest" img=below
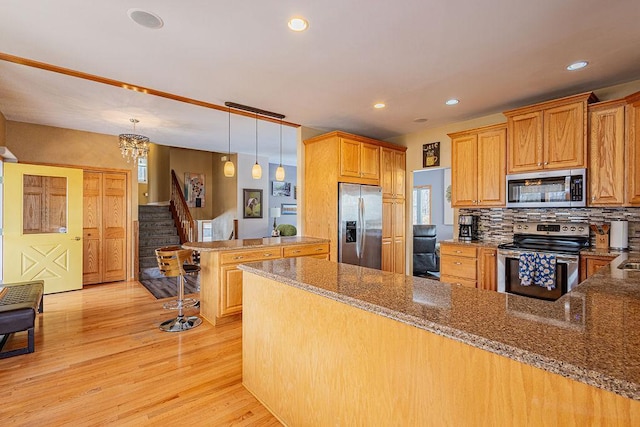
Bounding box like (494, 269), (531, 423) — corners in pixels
(162, 298), (199, 310)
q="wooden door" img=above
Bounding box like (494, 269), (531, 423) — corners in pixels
(3, 163), (83, 294)
(360, 142), (380, 180)
(477, 126), (506, 207)
(451, 134), (478, 207)
(339, 138), (361, 178)
(507, 111), (543, 173)
(544, 101), (586, 169)
(103, 173), (127, 282)
(588, 102), (626, 206)
(83, 171), (127, 284)
(83, 172), (102, 284)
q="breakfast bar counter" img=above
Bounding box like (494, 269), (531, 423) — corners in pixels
(183, 236), (329, 324)
(240, 255), (640, 425)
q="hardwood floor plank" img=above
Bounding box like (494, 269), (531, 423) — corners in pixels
(0, 280), (280, 426)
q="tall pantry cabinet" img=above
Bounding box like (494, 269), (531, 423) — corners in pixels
(303, 131), (406, 273)
(83, 171), (128, 284)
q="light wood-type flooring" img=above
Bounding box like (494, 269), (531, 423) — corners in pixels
(0, 280), (281, 426)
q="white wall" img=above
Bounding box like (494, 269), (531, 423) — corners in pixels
(236, 152), (269, 238)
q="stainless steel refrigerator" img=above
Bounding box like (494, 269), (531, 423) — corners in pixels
(338, 183), (383, 269)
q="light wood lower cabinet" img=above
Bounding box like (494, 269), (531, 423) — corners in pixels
(439, 243), (497, 291)
(205, 243), (330, 323)
(382, 198), (405, 274)
(580, 254), (617, 282)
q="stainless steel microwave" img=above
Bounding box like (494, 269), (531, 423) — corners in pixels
(506, 168), (586, 208)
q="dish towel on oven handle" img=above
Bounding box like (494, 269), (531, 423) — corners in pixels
(518, 253), (557, 290)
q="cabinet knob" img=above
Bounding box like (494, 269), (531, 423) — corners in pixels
(592, 196), (596, 201)
(544, 162), (548, 165)
(234, 255), (244, 260)
(537, 162), (542, 166)
(264, 253), (273, 257)
(454, 262), (462, 265)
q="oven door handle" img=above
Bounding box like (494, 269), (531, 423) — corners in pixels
(498, 250), (579, 264)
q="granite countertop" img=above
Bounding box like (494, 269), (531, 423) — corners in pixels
(183, 236), (329, 252)
(239, 253), (640, 401)
(439, 239), (503, 249)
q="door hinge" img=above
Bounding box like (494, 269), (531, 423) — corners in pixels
(0, 176), (3, 184)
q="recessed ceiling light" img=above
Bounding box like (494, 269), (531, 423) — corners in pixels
(445, 99), (459, 106)
(374, 103), (386, 109)
(288, 17), (309, 32)
(413, 118), (428, 123)
(566, 61), (588, 71)
(127, 9), (164, 29)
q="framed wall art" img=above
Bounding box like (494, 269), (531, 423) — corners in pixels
(272, 181), (291, 197)
(185, 172), (205, 207)
(243, 189), (263, 218)
(281, 203), (297, 215)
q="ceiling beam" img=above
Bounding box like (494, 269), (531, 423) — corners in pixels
(0, 51), (300, 128)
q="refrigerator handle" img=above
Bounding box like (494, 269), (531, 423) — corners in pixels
(360, 198), (367, 259)
(356, 197), (364, 259)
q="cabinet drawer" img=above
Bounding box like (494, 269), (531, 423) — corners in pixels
(440, 255), (477, 280)
(283, 243), (329, 258)
(440, 274), (477, 288)
(220, 248), (282, 265)
(440, 244), (477, 258)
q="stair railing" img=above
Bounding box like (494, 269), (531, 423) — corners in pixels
(170, 170), (196, 243)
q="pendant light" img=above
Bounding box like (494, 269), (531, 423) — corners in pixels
(251, 113), (262, 179)
(275, 118), (285, 181)
(223, 107), (235, 177)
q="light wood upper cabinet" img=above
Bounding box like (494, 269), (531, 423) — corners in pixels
(449, 124), (506, 208)
(588, 100), (626, 206)
(340, 137), (380, 182)
(626, 91), (640, 205)
(381, 148), (406, 200)
(505, 92), (597, 173)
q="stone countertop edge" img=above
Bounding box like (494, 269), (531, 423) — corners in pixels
(239, 261), (640, 401)
(182, 236), (329, 252)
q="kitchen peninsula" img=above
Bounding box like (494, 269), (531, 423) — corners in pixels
(240, 256), (640, 425)
(183, 237), (328, 325)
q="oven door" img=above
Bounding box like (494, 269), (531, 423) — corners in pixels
(497, 249), (578, 301)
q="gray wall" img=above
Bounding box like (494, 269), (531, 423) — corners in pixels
(413, 168), (454, 241)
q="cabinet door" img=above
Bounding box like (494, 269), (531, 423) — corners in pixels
(219, 265), (243, 316)
(102, 173), (127, 282)
(589, 104), (626, 205)
(478, 248), (497, 291)
(381, 238), (393, 272)
(360, 142), (380, 180)
(544, 101), (586, 169)
(340, 138), (361, 178)
(451, 134), (478, 207)
(628, 102), (640, 205)
(477, 127), (506, 207)
(393, 201), (405, 274)
(393, 151), (406, 200)
(580, 255), (616, 282)
(508, 111), (543, 173)
(381, 148), (394, 198)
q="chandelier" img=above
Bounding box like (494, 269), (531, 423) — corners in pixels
(119, 118), (149, 164)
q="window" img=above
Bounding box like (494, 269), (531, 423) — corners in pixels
(413, 185), (432, 225)
(137, 157), (148, 183)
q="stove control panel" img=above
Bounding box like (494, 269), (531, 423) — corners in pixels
(512, 222), (589, 237)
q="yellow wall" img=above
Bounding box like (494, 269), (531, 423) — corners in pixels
(145, 143), (170, 204)
(169, 146), (216, 220)
(0, 111), (6, 146)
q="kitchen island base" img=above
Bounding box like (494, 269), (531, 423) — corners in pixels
(242, 272), (639, 426)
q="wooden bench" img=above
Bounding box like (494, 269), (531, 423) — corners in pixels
(0, 280), (44, 359)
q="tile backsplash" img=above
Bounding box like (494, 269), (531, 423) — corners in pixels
(459, 207), (640, 251)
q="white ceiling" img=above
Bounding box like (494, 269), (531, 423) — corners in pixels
(1, 0), (640, 166)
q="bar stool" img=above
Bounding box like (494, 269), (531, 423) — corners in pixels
(155, 246), (202, 332)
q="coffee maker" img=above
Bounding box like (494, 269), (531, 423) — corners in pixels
(458, 215), (478, 241)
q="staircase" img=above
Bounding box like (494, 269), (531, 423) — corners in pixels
(138, 205), (181, 280)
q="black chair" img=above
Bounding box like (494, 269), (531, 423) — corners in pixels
(413, 225), (440, 276)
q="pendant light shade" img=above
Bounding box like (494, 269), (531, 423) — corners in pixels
(223, 107), (235, 177)
(275, 118), (285, 181)
(252, 113), (262, 179)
